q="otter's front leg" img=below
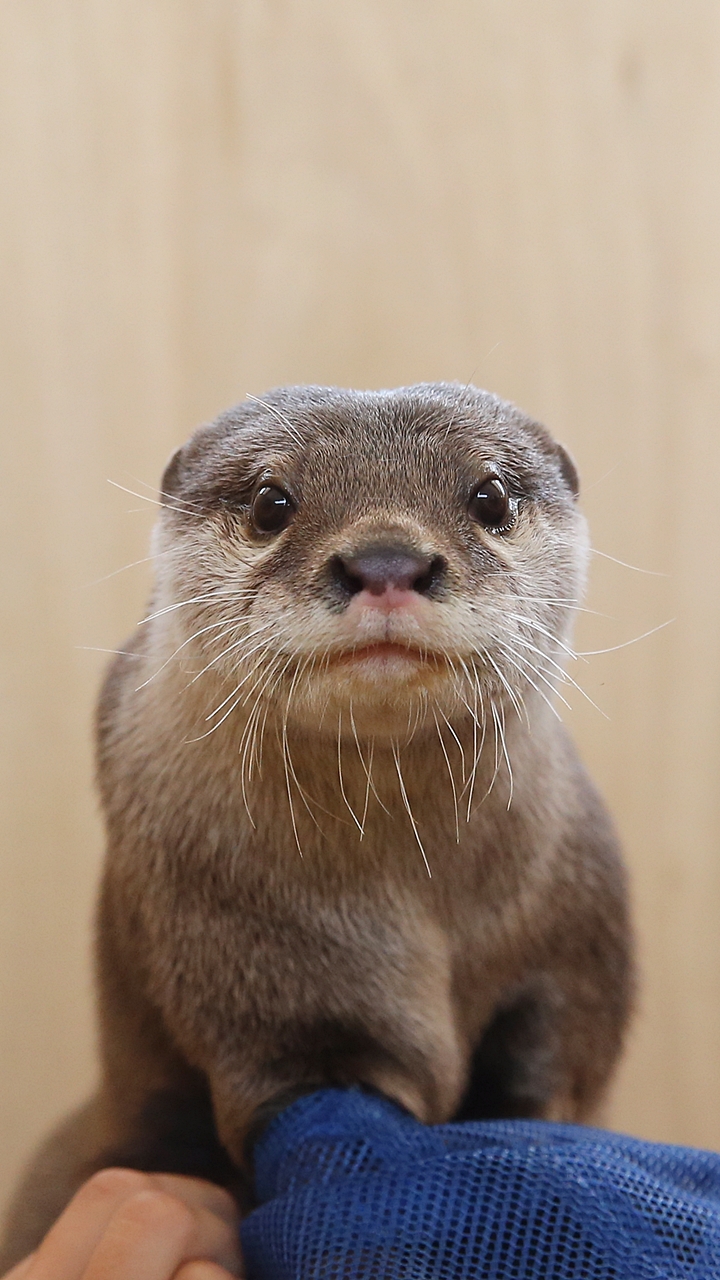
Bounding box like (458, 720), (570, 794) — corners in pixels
(127, 881), (467, 1170)
(456, 842), (634, 1125)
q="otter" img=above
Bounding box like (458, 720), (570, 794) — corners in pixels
(0, 383), (633, 1265)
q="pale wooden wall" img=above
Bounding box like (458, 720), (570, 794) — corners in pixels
(2, 0), (720, 1211)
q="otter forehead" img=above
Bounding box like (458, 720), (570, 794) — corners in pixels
(164, 383), (578, 526)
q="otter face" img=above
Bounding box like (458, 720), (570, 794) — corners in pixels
(150, 383), (586, 741)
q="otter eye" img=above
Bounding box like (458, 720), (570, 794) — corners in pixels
(468, 477), (514, 531)
(250, 485), (295, 534)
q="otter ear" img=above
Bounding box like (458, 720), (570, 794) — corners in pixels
(555, 442), (580, 498)
(159, 446), (185, 504)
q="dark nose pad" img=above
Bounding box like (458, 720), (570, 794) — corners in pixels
(330, 546), (447, 598)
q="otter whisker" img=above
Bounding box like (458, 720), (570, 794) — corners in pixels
(405, 687), (428, 743)
(77, 646), (144, 659)
(238, 698), (264, 827)
(577, 618), (673, 656)
(392, 741), (432, 878)
(508, 613), (581, 664)
(247, 647), (303, 784)
(479, 696), (503, 807)
(82, 550), (172, 590)
(502, 639), (574, 711)
(125, 474), (208, 515)
(140, 588), (255, 625)
(433, 708), (460, 843)
(281, 655), (334, 838)
(513, 599), (606, 618)
(281, 723), (304, 857)
(458, 668), (486, 818)
(202, 646), (277, 721)
(252, 701), (272, 780)
(185, 672), (260, 741)
(279, 654), (322, 858)
(590, 547), (666, 576)
(349, 703), (389, 817)
(238, 649), (293, 823)
(454, 654), (480, 719)
(240, 659), (295, 813)
(196, 617), (260, 658)
(135, 617), (241, 691)
(107, 479), (205, 520)
(511, 634), (608, 718)
(442, 381), (475, 441)
(496, 641), (565, 720)
(453, 653), (487, 740)
(245, 394), (306, 447)
(243, 649), (295, 718)
(493, 699), (513, 809)
(217, 630), (295, 709)
(359, 736), (375, 837)
(448, 675), (476, 803)
(482, 649), (526, 725)
(187, 643), (289, 740)
(337, 711), (364, 834)
(243, 655), (286, 790)
(189, 621), (278, 687)
(435, 698), (467, 785)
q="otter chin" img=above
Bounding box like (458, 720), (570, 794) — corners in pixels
(0, 382), (634, 1271)
(303, 640), (452, 739)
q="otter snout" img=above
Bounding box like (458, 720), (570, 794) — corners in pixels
(329, 543), (447, 609)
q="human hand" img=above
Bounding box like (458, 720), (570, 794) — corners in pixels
(2, 1169), (243, 1280)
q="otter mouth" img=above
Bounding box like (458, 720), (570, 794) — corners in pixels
(328, 643), (440, 667)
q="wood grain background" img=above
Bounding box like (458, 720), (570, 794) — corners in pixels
(2, 0), (719, 1211)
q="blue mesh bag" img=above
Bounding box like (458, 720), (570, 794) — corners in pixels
(241, 1087), (720, 1279)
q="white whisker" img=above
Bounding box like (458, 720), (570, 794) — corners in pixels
(433, 709), (460, 843)
(507, 613), (581, 663)
(578, 619), (674, 656)
(349, 703), (388, 817)
(493, 699), (513, 809)
(483, 650), (526, 724)
(140, 588), (254, 625)
(107, 479), (203, 519)
(81, 552), (170, 589)
(246, 393), (305, 447)
(125, 474), (206, 516)
(281, 655), (331, 842)
(436, 693), (467, 785)
(189, 622), (277, 687)
(76, 646), (143, 658)
(337, 711), (364, 834)
(511, 634), (608, 718)
(392, 741), (432, 878)
(591, 547), (666, 576)
(135, 618), (239, 691)
(496, 642), (564, 720)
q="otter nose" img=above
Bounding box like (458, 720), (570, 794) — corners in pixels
(331, 545), (446, 599)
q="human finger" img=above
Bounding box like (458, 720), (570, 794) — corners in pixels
(20, 1169), (242, 1280)
(146, 1177), (238, 1231)
(2, 1252), (37, 1280)
(27, 1169), (157, 1280)
(174, 1263), (240, 1280)
(80, 1185), (241, 1280)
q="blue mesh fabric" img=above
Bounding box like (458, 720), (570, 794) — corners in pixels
(241, 1088), (720, 1279)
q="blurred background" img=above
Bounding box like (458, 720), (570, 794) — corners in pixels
(2, 0), (719, 1213)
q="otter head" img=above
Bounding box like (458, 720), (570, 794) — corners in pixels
(150, 383), (586, 744)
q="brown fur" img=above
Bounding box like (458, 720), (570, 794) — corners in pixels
(0, 384), (633, 1267)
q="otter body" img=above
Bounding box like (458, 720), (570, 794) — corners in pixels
(1, 384), (633, 1264)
